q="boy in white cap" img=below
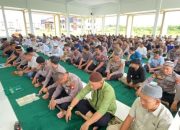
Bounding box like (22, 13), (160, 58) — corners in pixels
(49, 42), (64, 57)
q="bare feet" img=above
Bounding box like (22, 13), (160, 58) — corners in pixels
(93, 127), (99, 130)
(34, 83), (41, 88)
(57, 111), (66, 119)
(17, 71), (23, 76)
(12, 71), (17, 75)
(42, 93), (49, 99)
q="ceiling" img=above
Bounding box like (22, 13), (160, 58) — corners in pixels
(43, 0), (119, 7)
(1, 0), (180, 16)
(72, 0), (119, 6)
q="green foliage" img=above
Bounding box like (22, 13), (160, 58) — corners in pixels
(104, 26), (126, 35)
(168, 25), (180, 35)
(101, 25), (180, 36)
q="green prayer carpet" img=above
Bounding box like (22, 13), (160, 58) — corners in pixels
(0, 52), (151, 130)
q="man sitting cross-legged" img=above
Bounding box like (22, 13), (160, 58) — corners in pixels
(77, 45), (93, 70)
(66, 72), (117, 130)
(84, 45), (108, 75)
(40, 72), (83, 119)
(5, 46), (23, 67)
(120, 59), (146, 90)
(153, 61), (180, 112)
(105, 53), (125, 80)
(13, 52), (38, 78)
(32, 56), (51, 88)
(38, 56), (66, 97)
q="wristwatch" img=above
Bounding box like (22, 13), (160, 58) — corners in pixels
(68, 105), (73, 111)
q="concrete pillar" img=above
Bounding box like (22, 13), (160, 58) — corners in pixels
(2, 6), (9, 38)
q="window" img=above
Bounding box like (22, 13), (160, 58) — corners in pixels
(0, 9), (6, 37)
(84, 17), (92, 34)
(119, 15), (127, 35)
(69, 16), (82, 35)
(5, 9), (26, 36)
(32, 12), (55, 36)
(94, 17), (103, 34)
(104, 15), (117, 35)
(165, 11), (180, 36)
(132, 14), (155, 36)
(60, 15), (67, 35)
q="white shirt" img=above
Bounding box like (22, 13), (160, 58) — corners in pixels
(50, 47), (64, 57)
(22, 39), (31, 46)
(41, 43), (50, 53)
(28, 56), (38, 68)
(136, 46), (147, 56)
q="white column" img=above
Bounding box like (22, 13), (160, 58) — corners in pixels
(116, 0), (121, 36)
(66, 14), (70, 36)
(65, 3), (70, 36)
(92, 16), (96, 34)
(1, 6), (9, 38)
(130, 15), (134, 36)
(28, 9), (34, 34)
(58, 15), (61, 36)
(91, 16), (95, 34)
(152, 0), (163, 37)
(54, 14), (60, 36)
(81, 17), (85, 34)
(160, 11), (168, 36)
(126, 15), (133, 38)
(23, 10), (28, 36)
(102, 16), (105, 34)
(115, 14), (120, 35)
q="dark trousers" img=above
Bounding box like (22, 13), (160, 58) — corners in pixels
(45, 77), (54, 88)
(76, 99), (113, 127)
(88, 64), (106, 76)
(19, 64), (27, 69)
(66, 59), (80, 65)
(5, 50), (13, 57)
(79, 61), (87, 70)
(31, 71), (37, 78)
(174, 70), (180, 75)
(37, 75), (45, 83)
(72, 60), (80, 65)
(109, 73), (123, 80)
(48, 88), (70, 110)
(162, 92), (175, 106)
(9, 58), (17, 65)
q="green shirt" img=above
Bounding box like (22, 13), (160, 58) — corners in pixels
(76, 81), (117, 116)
